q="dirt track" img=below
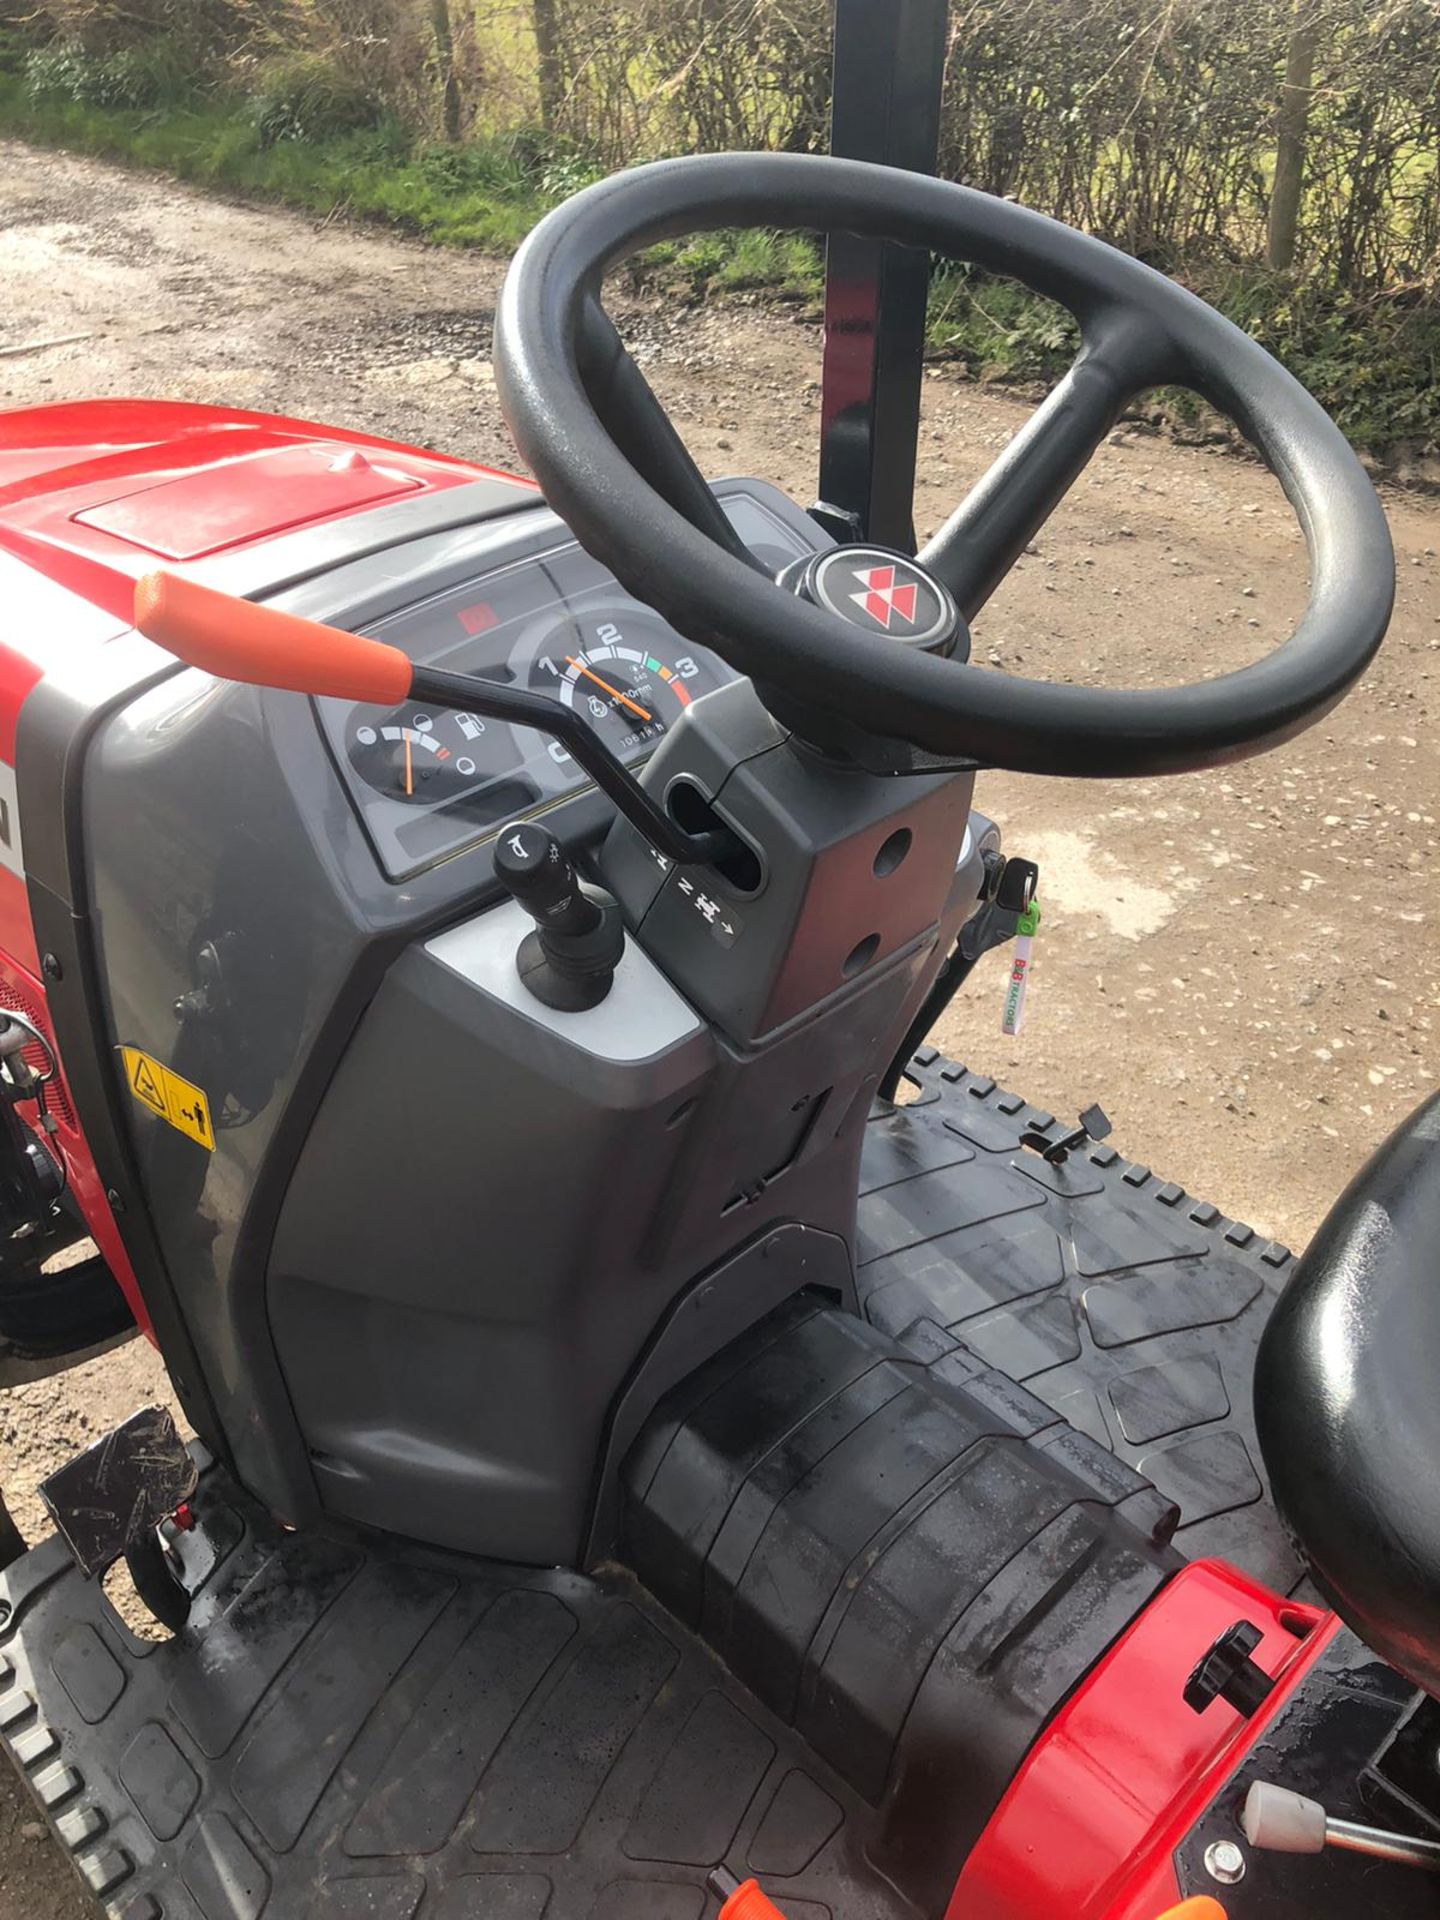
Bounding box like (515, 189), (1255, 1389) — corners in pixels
(0, 139), (1437, 1917)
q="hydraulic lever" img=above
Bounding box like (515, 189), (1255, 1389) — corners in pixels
(1242, 1779), (1440, 1873)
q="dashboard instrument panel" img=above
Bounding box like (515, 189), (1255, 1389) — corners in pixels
(316, 489), (814, 878)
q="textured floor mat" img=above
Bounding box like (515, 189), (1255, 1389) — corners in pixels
(0, 1473), (913, 1920)
(858, 1050), (1301, 1592)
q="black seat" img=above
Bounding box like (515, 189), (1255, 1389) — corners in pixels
(1256, 1090), (1440, 1694)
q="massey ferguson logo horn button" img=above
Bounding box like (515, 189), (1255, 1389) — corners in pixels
(807, 545), (957, 650)
(850, 564), (917, 630)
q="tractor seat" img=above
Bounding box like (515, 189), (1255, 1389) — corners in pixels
(1256, 1090), (1440, 1695)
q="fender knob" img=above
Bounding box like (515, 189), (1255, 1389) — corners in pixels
(1183, 1619), (1276, 1718)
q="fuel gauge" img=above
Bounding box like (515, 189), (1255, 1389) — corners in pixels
(350, 705), (516, 804)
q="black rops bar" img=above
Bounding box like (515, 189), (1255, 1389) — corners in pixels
(815, 0), (949, 553)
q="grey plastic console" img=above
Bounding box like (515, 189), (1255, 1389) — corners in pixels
(267, 774), (985, 1561)
(54, 471), (995, 1565)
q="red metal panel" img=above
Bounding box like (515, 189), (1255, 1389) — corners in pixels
(0, 942), (150, 1338)
(0, 396), (493, 500)
(952, 1560), (1332, 1920)
(0, 399), (534, 661)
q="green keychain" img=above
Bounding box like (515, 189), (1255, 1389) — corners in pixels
(1001, 896), (1041, 1036)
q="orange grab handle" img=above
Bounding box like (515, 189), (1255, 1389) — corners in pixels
(1155, 1901), (1228, 1920)
(134, 570), (413, 707)
(717, 1883), (787, 1920)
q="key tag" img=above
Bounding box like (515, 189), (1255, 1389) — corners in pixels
(1001, 897), (1041, 1036)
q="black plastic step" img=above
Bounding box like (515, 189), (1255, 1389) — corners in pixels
(858, 1052), (1302, 1591)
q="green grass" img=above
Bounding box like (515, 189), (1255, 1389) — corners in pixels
(653, 226), (823, 301)
(2, 68), (1437, 460)
(0, 73), (553, 252)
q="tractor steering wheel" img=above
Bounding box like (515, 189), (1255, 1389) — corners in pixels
(493, 153), (1393, 777)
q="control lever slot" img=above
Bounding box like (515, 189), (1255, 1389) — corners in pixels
(665, 779), (764, 895)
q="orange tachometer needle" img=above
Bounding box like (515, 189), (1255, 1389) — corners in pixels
(566, 656), (652, 722)
(404, 731), (414, 797)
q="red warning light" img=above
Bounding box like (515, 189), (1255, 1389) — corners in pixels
(457, 602), (499, 636)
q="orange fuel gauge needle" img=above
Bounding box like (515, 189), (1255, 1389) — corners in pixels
(566, 655), (652, 723)
(404, 730), (414, 797)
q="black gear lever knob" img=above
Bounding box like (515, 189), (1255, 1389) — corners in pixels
(494, 821), (624, 1011)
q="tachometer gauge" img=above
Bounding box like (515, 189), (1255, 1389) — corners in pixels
(527, 606), (716, 758)
(349, 705), (515, 804)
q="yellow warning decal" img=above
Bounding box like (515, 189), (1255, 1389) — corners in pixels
(120, 1048), (214, 1152)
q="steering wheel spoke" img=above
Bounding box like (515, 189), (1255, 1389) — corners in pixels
(575, 295), (766, 570)
(920, 311), (1173, 621)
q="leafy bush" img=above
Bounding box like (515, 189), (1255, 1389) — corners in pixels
(667, 227), (820, 301)
(28, 0), (292, 60)
(1195, 265), (1440, 452)
(486, 123), (593, 195)
(248, 50), (384, 146)
(927, 269), (1080, 381)
(25, 38), (194, 108)
(0, 26), (31, 76)
(537, 147), (603, 201)
(408, 126), (600, 216)
(416, 133), (535, 196)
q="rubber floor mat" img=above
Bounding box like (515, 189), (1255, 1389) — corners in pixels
(0, 1476), (913, 1920)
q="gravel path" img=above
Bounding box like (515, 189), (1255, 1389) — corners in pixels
(0, 138), (1437, 1918)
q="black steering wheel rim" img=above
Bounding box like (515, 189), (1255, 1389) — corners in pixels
(493, 152), (1394, 777)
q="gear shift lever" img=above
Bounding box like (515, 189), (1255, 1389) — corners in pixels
(1242, 1779), (1440, 1872)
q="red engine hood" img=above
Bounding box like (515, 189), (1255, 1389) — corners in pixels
(0, 397), (532, 632)
(0, 396), (534, 767)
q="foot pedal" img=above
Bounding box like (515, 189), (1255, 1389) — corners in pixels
(38, 1405), (196, 1629)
